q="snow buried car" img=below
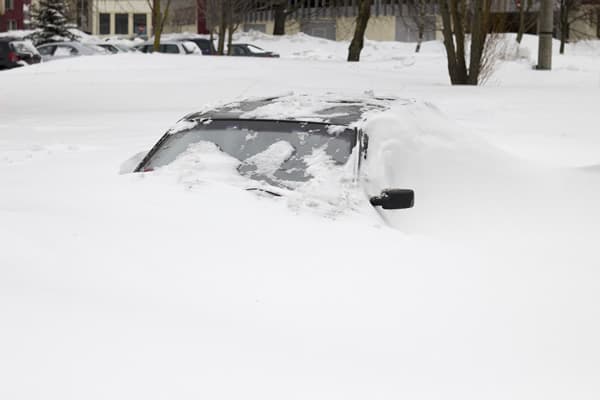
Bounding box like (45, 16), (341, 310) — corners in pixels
(133, 93), (415, 214)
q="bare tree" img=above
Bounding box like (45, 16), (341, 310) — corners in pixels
(147, 0), (173, 51)
(437, 0), (493, 85)
(413, 0), (428, 53)
(348, 0), (372, 62)
(202, 0), (220, 40)
(204, 0), (259, 55)
(557, 0), (600, 54)
(166, 0), (197, 32)
(516, 0), (537, 43)
(403, 0), (435, 53)
(272, 0), (300, 35)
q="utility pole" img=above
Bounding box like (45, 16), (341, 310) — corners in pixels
(537, 0), (553, 70)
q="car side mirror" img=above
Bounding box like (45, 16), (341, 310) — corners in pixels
(370, 189), (414, 210)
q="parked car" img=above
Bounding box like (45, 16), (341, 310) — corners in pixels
(172, 37), (216, 55)
(97, 42), (138, 53)
(135, 41), (202, 55)
(230, 43), (280, 58)
(133, 94), (414, 211)
(0, 37), (42, 70)
(36, 42), (109, 62)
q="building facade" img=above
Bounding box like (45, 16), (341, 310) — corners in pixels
(87, 0), (152, 37)
(0, 0), (31, 32)
(242, 1), (441, 42)
(240, 0), (600, 43)
(86, 0), (197, 37)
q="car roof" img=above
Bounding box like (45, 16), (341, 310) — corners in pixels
(183, 93), (404, 126)
(140, 40), (182, 45)
(38, 41), (79, 47)
(175, 37), (211, 42)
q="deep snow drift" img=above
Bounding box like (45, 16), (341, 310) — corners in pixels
(1, 33), (600, 400)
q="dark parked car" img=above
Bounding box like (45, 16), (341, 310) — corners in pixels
(135, 41), (202, 55)
(230, 43), (280, 58)
(0, 38), (42, 70)
(133, 94), (414, 211)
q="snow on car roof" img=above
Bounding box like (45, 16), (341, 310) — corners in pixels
(184, 92), (411, 126)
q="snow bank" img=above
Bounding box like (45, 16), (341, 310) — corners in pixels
(235, 30), (443, 62)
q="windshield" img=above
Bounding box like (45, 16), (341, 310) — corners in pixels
(139, 119), (357, 188)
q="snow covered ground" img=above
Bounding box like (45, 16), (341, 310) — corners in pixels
(1, 33), (600, 400)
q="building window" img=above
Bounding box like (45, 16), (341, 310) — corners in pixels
(5, 0), (14, 11)
(133, 13), (147, 36)
(8, 20), (18, 30)
(115, 13), (128, 35)
(99, 13), (110, 34)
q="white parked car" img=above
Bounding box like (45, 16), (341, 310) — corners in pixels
(97, 42), (139, 54)
(135, 40), (202, 55)
(36, 42), (109, 62)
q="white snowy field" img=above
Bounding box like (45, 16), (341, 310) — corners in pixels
(1, 33), (600, 400)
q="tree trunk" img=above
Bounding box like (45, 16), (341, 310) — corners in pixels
(516, 0), (525, 43)
(438, 0), (459, 83)
(152, 0), (162, 52)
(450, 0), (468, 82)
(467, 0), (485, 85)
(227, 25), (234, 55)
(348, 0), (372, 62)
(415, 24), (423, 53)
(559, 2), (568, 54)
(415, 4), (425, 54)
(273, 2), (286, 35)
(537, 0), (553, 69)
(217, 3), (227, 55)
(439, 0), (469, 84)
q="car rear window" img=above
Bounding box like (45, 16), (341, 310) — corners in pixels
(162, 44), (179, 54)
(195, 41), (210, 53)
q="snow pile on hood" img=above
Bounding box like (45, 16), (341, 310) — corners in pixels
(163, 141), (248, 188)
(361, 98), (594, 242)
(364, 100), (517, 231)
(242, 141), (295, 176)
